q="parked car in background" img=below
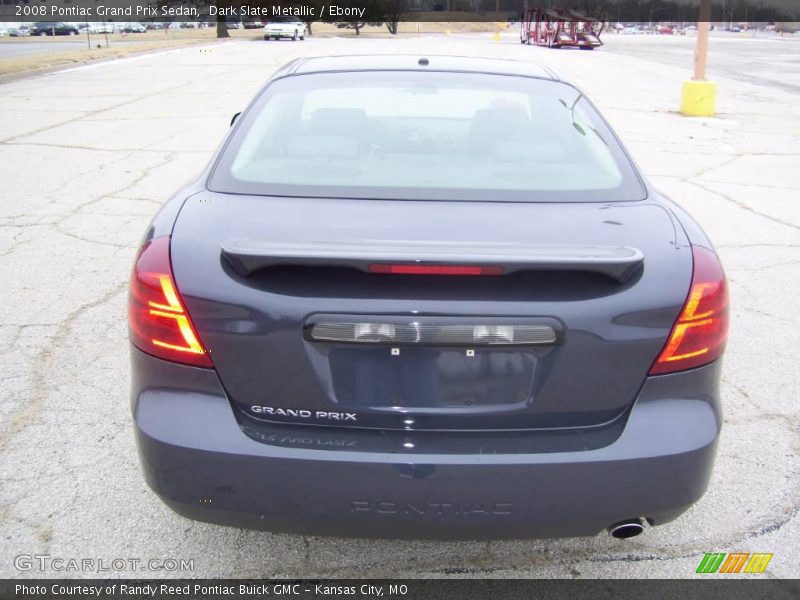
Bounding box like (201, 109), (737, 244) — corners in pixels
(263, 17), (306, 40)
(118, 22), (147, 34)
(30, 22), (80, 36)
(86, 22), (114, 34)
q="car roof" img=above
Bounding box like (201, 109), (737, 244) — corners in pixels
(276, 55), (562, 82)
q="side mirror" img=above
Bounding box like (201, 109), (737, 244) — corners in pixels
(230, 112), (241, 127)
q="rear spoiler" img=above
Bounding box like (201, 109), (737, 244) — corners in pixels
(221, 239), (644, 283)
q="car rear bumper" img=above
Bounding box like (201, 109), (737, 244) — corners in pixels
(132, 348), (721, 540)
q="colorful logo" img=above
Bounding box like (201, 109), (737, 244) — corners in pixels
(696, 552), (773, 574)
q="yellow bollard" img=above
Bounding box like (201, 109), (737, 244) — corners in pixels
(492, 31), (502, 42)
(680, 80), (717, 117)
(681, 1), (716, 117)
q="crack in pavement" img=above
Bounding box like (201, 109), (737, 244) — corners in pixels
(3, 141), (210, 154)
(682, 179), (800, 232)
(718, 243), (800, 250)
(0, 150), (173, 254)
(2, 35), (799, 579)
(729, 260), (800, 272)
(699, 178), (800, 193)
(0, 81), (191, 146)
(0, 282), (126, 456)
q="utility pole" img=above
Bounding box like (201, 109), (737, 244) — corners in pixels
(694, 0), (711, 80)
(680, 0), (716, 117)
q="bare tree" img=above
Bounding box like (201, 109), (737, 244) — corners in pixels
(383, 0), (410, 34)
(216, 1), (245, 39)
(329, 0), (384, 36)
(302, 0), (325, 35)
(216, 16), (230, 38)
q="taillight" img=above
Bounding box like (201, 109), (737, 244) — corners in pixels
(649, 246), (728, 375)
(128, 236), (213, 368)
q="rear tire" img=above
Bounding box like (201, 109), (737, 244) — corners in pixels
(292, 31), (297, 41)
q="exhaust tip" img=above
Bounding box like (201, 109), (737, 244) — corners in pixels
(608, 519), (644, 539)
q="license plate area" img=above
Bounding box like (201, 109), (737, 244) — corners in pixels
(328, 346), (537, 409)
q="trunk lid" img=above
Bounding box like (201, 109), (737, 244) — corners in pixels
(171, 193), (691, 431)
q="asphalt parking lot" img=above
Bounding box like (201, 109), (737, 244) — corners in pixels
(1, 31), (799, 578)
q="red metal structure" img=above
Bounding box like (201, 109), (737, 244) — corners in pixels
(520, 5), (604, 49)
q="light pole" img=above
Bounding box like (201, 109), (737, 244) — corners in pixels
(680, 0), (716, 117)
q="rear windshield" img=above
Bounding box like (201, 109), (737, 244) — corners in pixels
(209, 71), (645, 202)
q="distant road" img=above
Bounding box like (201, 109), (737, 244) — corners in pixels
(0, 39), (144, 59)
